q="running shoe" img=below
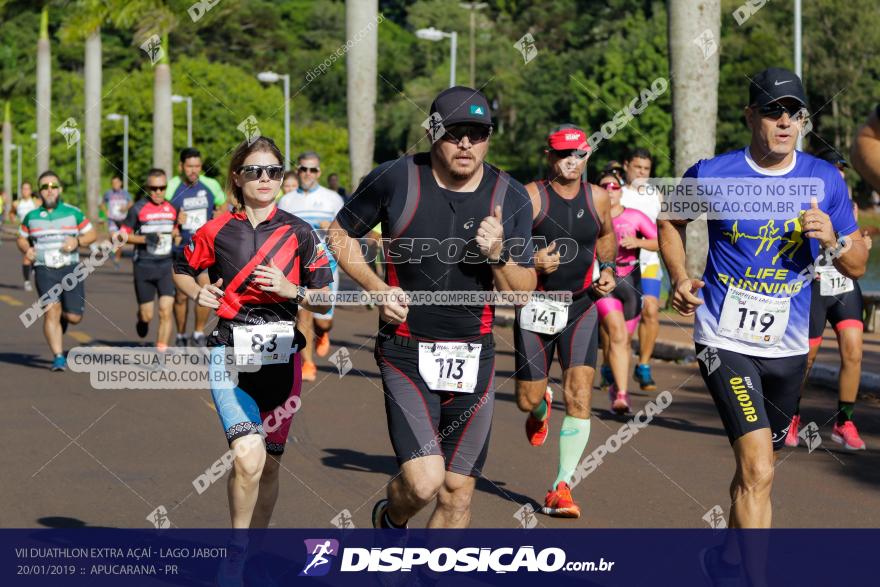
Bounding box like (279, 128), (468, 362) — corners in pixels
(372, 498), (408, 529)
(609, 385), (630, 415)
(633, 363), (657, 391)
(51, 354), (67, 372)
(302, 361), (317, 382)
(599, 364), (613, 390)
(136, 319), (149, 338)
(175, 334), (188, 347)
(541, 482), (581, 518)
(316, 332), (331, 357)
(191, 332), (207, 347)
(525, 386), (553, 446)
(784, 414), (801, 448)
(831, 420), (866, 451)
(23, 280), (33, 292)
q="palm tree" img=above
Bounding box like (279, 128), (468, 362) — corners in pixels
(3, 102), (11, 211)
(668, 0), (720, 278)
(346, 0), (379, 190)
(36, 6), (51, 174)
(153, 34), (173, 176)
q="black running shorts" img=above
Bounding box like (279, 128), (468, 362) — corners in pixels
(375, 334), (495, 477)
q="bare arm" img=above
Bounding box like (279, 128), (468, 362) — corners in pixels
(658, 219), (704, 315)
(591, 185), (617, 294)
(831, 230), (869, 279)
(852, 108), (880, 191)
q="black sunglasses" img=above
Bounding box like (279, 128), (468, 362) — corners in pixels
(237, 165), (284, 181)
(441, 124), (493, 145)
(551, 149), (589, 160)
(757, 102), (808, 121)
(146, 185), (167, 192)
(298, 166), (320, 174)
(40, 183), (61, 191)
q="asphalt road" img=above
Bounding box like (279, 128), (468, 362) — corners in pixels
(1, 237), (879, 530)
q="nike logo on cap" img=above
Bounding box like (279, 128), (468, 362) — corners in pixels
(774, 80), (792, 86)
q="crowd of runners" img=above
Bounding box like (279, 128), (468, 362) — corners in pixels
(7, 68), (880, 547)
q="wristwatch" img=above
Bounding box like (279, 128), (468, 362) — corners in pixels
(488, 248), (510, 265)
(598, 260), (616, 276)
(294, 285), (307, 304)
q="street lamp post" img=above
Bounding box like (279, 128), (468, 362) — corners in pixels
(171, 94), (193, 147)
(416, 27), (458, 88)
(106, 113), (129, 192)
(257, 71), (291, 169)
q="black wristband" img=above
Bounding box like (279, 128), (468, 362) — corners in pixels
(598, 260), (616, 274)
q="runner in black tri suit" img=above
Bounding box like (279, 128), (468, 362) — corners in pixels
(514, 125), (616, 519)
(787, 151), (871, 450)
(328, 86), (536, 529)
(173, 137), (333, 539)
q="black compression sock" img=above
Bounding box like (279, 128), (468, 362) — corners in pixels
(23, 264), (32, 281)
(382, 510), (408, 529)
(837, 401), (855, 425)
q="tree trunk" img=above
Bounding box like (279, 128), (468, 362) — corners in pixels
(84, 29), (102, 219)
(36, 7), (51, 174)
(2, 102), (11, 210)
(153, 35), (173, 176)
(345, 0), (378, 190)
(668, 0), (720, 279)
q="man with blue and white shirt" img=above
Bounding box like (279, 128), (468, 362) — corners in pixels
(278, 151), (345, 381)
(659, 68), (868, 539)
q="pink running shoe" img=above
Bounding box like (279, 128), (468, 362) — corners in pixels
(784, 414), (801, 448)
(609, 385), (630, 415)
(831, 421), (866, 451)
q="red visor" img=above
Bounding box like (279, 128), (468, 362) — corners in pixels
(547, 128), (590, 151)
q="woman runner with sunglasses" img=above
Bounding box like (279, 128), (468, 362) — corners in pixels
(594, 171), (658, 414)
(173, 137), (332, 543)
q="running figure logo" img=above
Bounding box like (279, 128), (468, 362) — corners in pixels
(514, 33), (538, 64)
(329, 347), (353, 377)
(697, 346), (721, 375)
(299, 539), (339, 577)
(702, 505), (727, 529)
(692, 29), (718, 60)
(422, 112), (446, 143)
(513, 503), (538, 528)
(139, 34), (164, 65)
(146, 505), (171, 529)
(799, 421), (822, 453)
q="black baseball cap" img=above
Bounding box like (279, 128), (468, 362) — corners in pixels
(816, 148), (849, 168)
(748, 67), (807, 108)
(430, 86), (493, 127)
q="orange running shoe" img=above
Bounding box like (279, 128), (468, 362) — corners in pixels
(316, 332), (331, 357)
(525, 387), (553, 446)
(302, 361), (317, 382)
(542, 481), (581, 518)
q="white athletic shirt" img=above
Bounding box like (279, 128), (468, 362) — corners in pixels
(277, 184), (344, 239)
(15, 198), (38, 223)
(620, 184), (661, 271)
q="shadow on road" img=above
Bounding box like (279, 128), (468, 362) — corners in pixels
(0, 352), (51, 370)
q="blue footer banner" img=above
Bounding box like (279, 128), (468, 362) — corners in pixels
(1, 528), (875, 585)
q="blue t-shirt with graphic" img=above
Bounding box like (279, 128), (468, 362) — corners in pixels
(687, 148), (858, 357)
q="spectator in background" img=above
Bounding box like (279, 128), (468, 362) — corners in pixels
(281, 170), (299, 196)
(100, 175), (132, 269)
(328, 173), (347, 200)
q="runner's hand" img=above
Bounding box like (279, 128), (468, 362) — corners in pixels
(534, 241), (560, 274)
(379, 286), (409, 324)
(619, 235), (639, 249)
(592, 268), (616, 296)
(61, 236), (78, 253)
(671, 278), (704, 316)
(25, 247), (36, 262)
(253, 259), (297, 298)
(802, 197), (835, 248)
(198, 277), (224, 309)
(477, 206), (504, 262)
(862, 229), (872, 251)
(177, 210), (187, 227)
